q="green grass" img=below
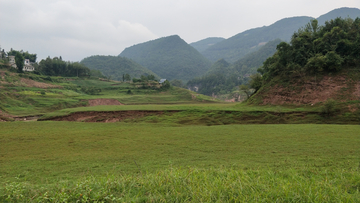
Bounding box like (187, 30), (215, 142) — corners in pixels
(1, 72), (218, 116)
(1, 123), (359, 201)
(39, 102), (322, 120)
(2, 167), (359, 202)
(1, 122), (358, 183)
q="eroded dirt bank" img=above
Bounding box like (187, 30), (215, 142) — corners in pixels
(45, 110), (180, 122)
(256, 75), (360, 105)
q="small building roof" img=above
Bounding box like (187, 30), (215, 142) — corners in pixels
(159, 79), (167, 84)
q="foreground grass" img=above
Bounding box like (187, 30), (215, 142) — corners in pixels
(1, 123), (359, 202)
(1, 123), (358, 182)
(2, 167), (359, 202)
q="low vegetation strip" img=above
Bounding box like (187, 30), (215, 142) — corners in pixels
(2, 167), (359, 202)
(40, 109), (360, 125)
(44, 110), (178, 122)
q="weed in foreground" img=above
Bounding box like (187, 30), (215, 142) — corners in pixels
(1, 167), (359, 202)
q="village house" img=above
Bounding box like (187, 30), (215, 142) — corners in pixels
(159, 79), (167, 84)
(24, 59), (35, 71)
(8, 56), (35, 72)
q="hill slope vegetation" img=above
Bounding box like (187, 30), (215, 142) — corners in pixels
(200, 7), (360, 63)
(250, 17), (360, 105)
(186, 39), (282, 97)
(190, 37), (225, 52)
(81, 55), (159, 81)
(119, 35), (212, 82)
(201, 16), (313, 63)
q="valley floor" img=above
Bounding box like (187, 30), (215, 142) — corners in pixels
(1, 122), (359, 201)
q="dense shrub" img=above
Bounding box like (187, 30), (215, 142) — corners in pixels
(260, 18), (360, 81)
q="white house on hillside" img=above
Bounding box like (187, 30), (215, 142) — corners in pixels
(24, 59), (34, 71)
(8, 56), (34, 72)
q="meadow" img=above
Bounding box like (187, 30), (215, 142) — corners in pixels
(1, 122), (359, 201)
(1, 71), (360, 201)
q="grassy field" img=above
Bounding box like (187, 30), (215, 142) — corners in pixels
(1, 122), (359, 201)
(1, 70), (360, 201)
(0, 71), (217, 116)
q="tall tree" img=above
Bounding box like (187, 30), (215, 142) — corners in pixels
(15, 52), (24, 73)
(124, 74), (131, 81)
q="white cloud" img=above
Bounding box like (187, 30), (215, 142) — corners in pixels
(0, 0), (158, 61)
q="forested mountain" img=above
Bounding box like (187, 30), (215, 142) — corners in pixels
(200, 7), (360, 63)
(119, 35), (212, 82)
(317, 7), (360, 25)
(190, 37), (225, 52)
(201, 17), (312, 63)
(205, 59), (231, 75)
(187, 39), (283, 96)
(249, 17), (360, 105)
(232, 39), (282, 76)
(80, 55), (159, 81)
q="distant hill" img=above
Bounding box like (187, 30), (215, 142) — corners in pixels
(190, 37), (225, 52)
(119, 35), (212, 82)
(205, 59), (231, 76)
(80, 55), (159, 81)
(201, 7), (360, 63)
(203, 39), (282, 76)
(201, 16), (312, 63)
(317, 7), (360, 25)
(186, 39), (282, 97)
(231, 39), (283, 76)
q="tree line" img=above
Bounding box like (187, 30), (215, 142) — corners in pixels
(259, 17), (360, 82)
(37, 56), (91, 77)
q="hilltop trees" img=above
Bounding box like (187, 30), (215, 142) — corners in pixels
(8, 49), (37, 62)
(38, 57), (90, 77)
(80, 55), (159, 81)
(259, 18), (360, 81)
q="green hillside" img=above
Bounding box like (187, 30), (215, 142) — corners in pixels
(190, 37), (225, 52)
(201, 16), (312, 63)
(186, 39), (282, 97)
(201, 7), (360, 63)
(119, 35), (212, 82)
(205, 58), (231, 75)
(80, 55), (158, 81)
(231, 39), (282, 75)
(317, 7), (360, 25)
(249, 17), (360, 105)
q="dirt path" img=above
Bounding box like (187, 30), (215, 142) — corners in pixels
(88, 99), (124, 106)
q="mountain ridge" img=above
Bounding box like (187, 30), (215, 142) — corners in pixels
(198, 7), (360, 63)
(119, 35), (212, 82)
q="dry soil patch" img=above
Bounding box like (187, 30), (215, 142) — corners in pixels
(20, 78), (61, 88)
(88, 99), (124, 106)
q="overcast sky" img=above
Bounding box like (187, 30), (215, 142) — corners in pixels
(1, 0), (359, 62)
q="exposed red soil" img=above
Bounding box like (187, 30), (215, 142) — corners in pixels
(0, 110), (14, 121)
(258, 75), (360, 105)
(19, 78), (62, 88)
(48, 110), (178, 122)
(88, 99), (124, 106)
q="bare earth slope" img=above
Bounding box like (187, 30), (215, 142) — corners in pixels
(253, 73), (360, 105)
